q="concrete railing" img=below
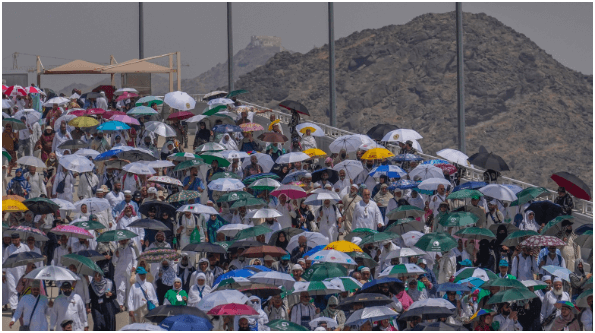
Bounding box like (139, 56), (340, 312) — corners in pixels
(189, 93), (593, 218)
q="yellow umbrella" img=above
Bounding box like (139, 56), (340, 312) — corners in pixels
(361, 148), (395, 160)
(324, 240), (363, 253)
(303, 148), (327, 158)
(299, 126), (318, 134)
(268, 119), (281, 131)
(2, 199), (28, 212)
(68, 116), (99, 128)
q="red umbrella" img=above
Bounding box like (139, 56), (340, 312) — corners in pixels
(5, 85), (27, 97)
(25, 86), (42, 94)
(115, 92), (138, 102)
(168, 111), (194, 121)
(241, 245), (287, 258)
(103, 110), (126, 119)
(551, 172), (591, 201)
(519, 235), (566, 248)
(69, 110), (86, 117)
(2, 84), (8, 92)
(435, 163), (457, 175)
(87, 108), (106, 116)
(206, 304), (258, 316)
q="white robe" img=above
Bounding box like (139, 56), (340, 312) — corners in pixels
(77, 172), (98, 200)
(25, 171), (46, 198)
(52, 169), (75, 203)
(438, 250), (457, 284)
(112, 244), (137, 306)
(121, 173), (142, 193)
(117, 215), (143, 251)
(187, 282), (212, 308)
(53, 245), (70, 267)
(106, 190), (125, 209)
(352, 200), (384, 231)
(3, 243), (28, 309)
(11, 294), (50, 331)
(275, 202), (295, 230)
(49, 293), (88, 331)
(51, 130), (72, 155)
(316, 205), (342, 242)
(127, 279), (159, 311)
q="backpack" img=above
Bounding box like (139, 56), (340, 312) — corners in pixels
(10, 180), (24, 197)
(56, 174), (67, 194)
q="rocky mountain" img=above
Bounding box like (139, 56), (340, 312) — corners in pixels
(232, 12), (593, 191)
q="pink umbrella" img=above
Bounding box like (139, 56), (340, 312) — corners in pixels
(86, 108), (106, 116)
(5, 85), (27, 97)
(435, 163), (457, 175)
(110, 114), (140, 125)
(69, 110), (86, 117)
(270, 185), (308, 199)
(239, 122), (265, 132)
(50, 225), (94, 239)
(115, 92), (138, 102)
(168, 111), (194, 120)
(519, 235), (566, 248)
(103, 110), (126, 119)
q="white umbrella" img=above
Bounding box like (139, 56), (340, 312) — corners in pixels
(74, 148), (100, 159)
(177, 204), (219, 215)
(13, 109), (41, 125)
(454, 267), (492, 282)
(51, 198), (76, 211)
(385, 247), (427, 260)
(122, 162), (156, 175)
(408, 164), (443, 181)
(75, 198), (111, 213)
(250, 208), (283, 219)
(400, 231), (424, 247)
(249, 271), (296, 289)
(148, 176), (183, 186)
(59, 155), (94, 173)
(221, 150), (250, 160)
(185, 114), (207, 123)
(521, 280), (548, 289)
(407, 298), (456, 311)
(410, 138), (423, 153)
(203, 90), (228, 100)
(144, 121), (176, 137)
(333, 160), (364, 180)
(43, 96), (69, 107)
(310, 317), (338, 330)
(2, 99), (13, 109)
(248, 178), (281, 190)
(308, 249), (357, 266)
(418, 177), (451, 191)
(378, 263), (426, 278)
(207, 178), (245, 192)
(479, 184), (518, 201)
(275, 152), (311, 164)
(329, 134), (372, 153)
(345, 306), (398, 326)
(114, 88), (139, 95)
(359, 142), (386, 151)
(196, 290), (250, 312)
(381, 129), (423, 142)
(147, 160), (175, 169)
(16, 156), (46, 169)
(69, 93), (81, 100)
(286, 231), (329, 253)
(296, 122), (325, 137)
(25, 265), (80, 281)
(164, 91), (196, 111)
(217, 224), (251, 237)
(241, 153), (274, 173)
(304, 190), (341, 205)
(437, 148), (469, 166)
(207, 98), (234, 106)
(54, 114), (76, 131)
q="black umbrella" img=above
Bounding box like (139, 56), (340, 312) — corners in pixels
(399, 306), (456, 321)
(551, 172), (592, 201)
(467, 151), (510, 172)
(406, 322), (468, 331)
(3, 251), (45, 268)
(145, 305), (210, 323)
(128, 219), (170, 231)
(267, 227), (305, 246)
(58, 139), (89, 150)
(526, 200), (564, 225)
(117, 150), (157, 162)
(311, 168), (339, 184)
(73, 250), (105, 261)
(338, 293), (394, 311)
(366, 124), (399, 141)
(139, 201), (176, 218)
(356, 277), (404, 295)
(23, 197), (60, 215)
(182, 242), (227, 254)
(228, 240), (265, 251)
(278, 100), (309, 116)
(488, 222), (520, 235)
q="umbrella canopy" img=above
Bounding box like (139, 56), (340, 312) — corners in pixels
(415, 232), (457, 252)
(409, 322), (467, 331)
(453, 267), (498, 282)
(195, 142), (226, 153)
(68, 116), (99, 128)
(304, 190), (341, 205)
(137, 249), (181, 264)
(23, 197), (60, 215)
(122, 162), (156, 175)
(234, 225), (272, 241)
(241, 153), (274, 173)
(58, 139), (89, 150)
(270, 185), (307, 200)
(159, 314), (213, 331)
(3, 118), (27, 130)
(220, 150), (251, 160)
(359, 231), (400, 246)
(378, 264), (426, 278)
(385, 247), (427, 261)
(24, 265), (79, 281)
(173, 159), (207, 172)
(96, 229), (138, 242)
(147, 176), (183, 187)
(400, 298), (456, 321)
(339, 292), (395, 310)
(486, 287), (537, 305)
(200, 153), (231, 167)
(436, 148), (469, 166)
(163, 91), (196, 111)
(324, 240), (362, 253)
(196, 290), (250, 312)
(167, 152), (201, 161)
(467, 151), (510, 172)
(542, 265), (573, 282)
(275, 152), (311, 164)
(72, 250), (105, 261)
(127, 106), (158, 116)
(202, 104), (228, 117)
(61, 253), (103, 276)
(278, 100), (309, 115)
(479, 184), (518, 201)
(392, 154), (424, 163)
(97, 120), (130, 131)
(249, 271), (296, 289)
(213, 277), (253, 291)
(436, 282), (471, 293)
(16, 156), (46, 169)
(109, 114), (140, 126)
(144, 121), (176, 137)
(526, 200), (564, 224)
(291, 281), (341, 295)
(302, 263), (348, 281)
(74, 148), (101, 159)
(308, 249), (357, 266)
(75, 198), (111, 214)
(502, 230), (539, 247)
(249, 178), (281, 191)
(438, 212), (479, 228)
(381, 129), (423, 142)
(72, 220), (106, 230)
(574, 230), (593, 249)
(324, 277), (363, 292)
(207, 303), (258, 316)
(366, 124), (399, 141)
(250, 208), (283, 219)
(50, 225), (94, 239)
(447, 189), (483, 200)
(540, 215), (574, 236)
(519, 235), (566, 248)
(386, 205), (425, 220)
(59, 155), (94, 173)
(333, 160), (365, 179)
(286, 231), (329, 253)
(208, 178), (245, 191)
(345, 306), (398, 326)
(241, 245), (286, 258)
(3, 226), (48, 241)
(229, 198), (267, 209)
(128, 218), (170, 231)
(3, 251), (45, 268)
(258, 132), (288, 143)
(267, 319), (308, 331)
(418, 177), (452, 191)
(408, 164), (443, 181)
(2, 195), (25, 202)
(369, 165), (407, 179)
(168, 111), (194, 121)
(145, 305), (209, 324)
(212, 268), (256, 286)
(50, 198), (76, 211)
(361, 148), (395, 160)
(455, 227), (496, 240)
(329, 134), (373, 153)
(510, 187), (550, 206)
(551, 171), (591, 201)
(217, 191), (254, 203)
(182, 242), (227, 254)
(576, 289), (593, 308)
(136, 96), (163, 106)
(296, 122), (325, 137)
(482, 277), (526, 289)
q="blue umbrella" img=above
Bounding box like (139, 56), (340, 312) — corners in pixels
(392, 154), (423, 162)
(453, 181), (487, 192)
(303, 245), (327, 258)
(369, 165), (407, 179)
(282, 170), (308, 184)
(97, 120), (130, 131)
(213, 269), (255, 286)
(94, 148), (123, 161)
(456, 277), (485, 288)
(394, 179), (419, 189)
(422, 159), (449, 165)
(213, 124), (242, 133)
(436, 282), (471, 293)
(244, 265), (274, 273)
(159, 314), (213, 331)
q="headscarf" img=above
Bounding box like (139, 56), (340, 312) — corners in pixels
(275, 231), (289, 250)
(13, 168), (26, 182)
(196, 122), (211, 141)
(476, 239), (492, 265)
(573, 258), (586, 279)
(551, 305), (576, 330)
(521, 210), (539, 231)
(161, 141), (174, 154)
(188, 272), (211, 304)
(373, 185), (394, 207)
(173, 277), (183, 291)
(152, 231), (168, 248)
(324, 296), (339, 316)
(395, 289), (414, 311)
(219, 135), (238, 151)
(406, 279), (422, 301)
(91, 274), (111, 297)
(160, 260), (176, 286)
(116, 204), (137, 222)
(492, 224), (508, 249)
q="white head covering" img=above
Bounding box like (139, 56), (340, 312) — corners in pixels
(542, 275), (552, 282)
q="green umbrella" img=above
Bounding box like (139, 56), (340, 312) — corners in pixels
(199, 153), (231, 167)
(217, 191), (254, 203)
(166, 190), (201, 203)
(344, 228), (378, 242)
(248, 178), (280, 191)
(302, 263), (347, 281)
(415, 232), (457, 252)
(72, 220), (106, 230)
(454, 267), (498, 282)
(23, 197), (60, 215)
(2, 222), (9, 231)
(346, 251), (378, 267)
(486, 287), (537, 305)
(168, 152), (201, 161)
(212, 172), (241, 181)
(2, 149), (12, 161)
(586, 276), (593, 289)
(386, 205), (424, 220)
(3, 118), (26, 130)
(447, 189), (484, 200)
(234, 225), (273, 241)
(481, 277), (525, 289)
(438, 212), (478, 228)
(510, 187), (549, 206)
(127, 106), (157, 116)
(214, 277), (253, 291)
(575, 230), (593, 249)
(230, 198), (267, 209)
(215, 241), (234, 251)
(96, 229), (138, 242)
(174, 159), (207, 172)
(202, 104), (228, 116)
(226, 89), (248, 99)
(243, 173), (280, 185)
(576, 288), (593, 308)
(195, 142), (226, 153)
(61, 253), (103, 276)
(291, 280), (342, 295)
(386, 217), (424, 234)
(540, 215), (574, 236)
(324, 277), (362, 292)
(135, 96), (163, 106)
(454, 227), (496, 240)
(379, 264), (426, 278)
(267, 319), (308, 331)
(359, 231), (400, 246)
(502, 230), (539, 247)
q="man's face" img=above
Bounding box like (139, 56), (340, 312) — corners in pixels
(156, 233), (165, 242)
(362, 190), (371, 202)
(322, 172), (328, 180)
(499, 266), (508, 276)
(199, 261), (208, 271)
(211, 160), (218, 169)
(361, 271), (370, 280)
(12, 237), (20, 246)
(124, 207), (132, 217)
(251, 155), (258, 164)
(191, 167), (198, 176)
(81, 204), (88, 214)
(323, 199), (331, 207)
(471, 198), (479, 206)
(548, 246), (557, 255)
(31, 286), (40, 297)
(27, 237), (35, 247)
(115, 183), (122, 191)
(298, 236), (307, 248)
(437, 185), (445, 194)
(339, 170), (346, 180)
(239, 318), (250, 330)
(148, 211), (156, 218)
(380, 285), (389, 294)
(447, 292), (456, 301)
(293, 269), (302, 280)
(60, 122), (66, 133)
(162, 212), (169, 220)
(554, 281), (563, 291)
(299, 292), (310, 305)
(558, 189), (566, 197)
(544, 279), (552, 290)
(366, 160), (374, 168)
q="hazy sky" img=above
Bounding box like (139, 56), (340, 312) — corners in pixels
(2, 2), (592, 92)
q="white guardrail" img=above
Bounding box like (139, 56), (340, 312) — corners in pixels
(189, 94), (593, 217)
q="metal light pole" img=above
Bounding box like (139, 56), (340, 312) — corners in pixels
(328, 2), (337, 127)
(227, 2), (234, 92)
(456, 2), (465, 153)
(139, 2), (144, 59)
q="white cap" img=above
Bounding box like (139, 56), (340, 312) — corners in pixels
(96, 188), (104, 193)
(553, 276), (562, 283)
(304, 173), (312, 178)
(124, 190), (132, 195)
(324, 184), (332, 189)
(292, 264), (303, 271)
(351, 184), (359, 189)
(542, 275), (552, 282)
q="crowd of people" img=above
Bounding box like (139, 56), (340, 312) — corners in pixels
(1, 84), (592, 331)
